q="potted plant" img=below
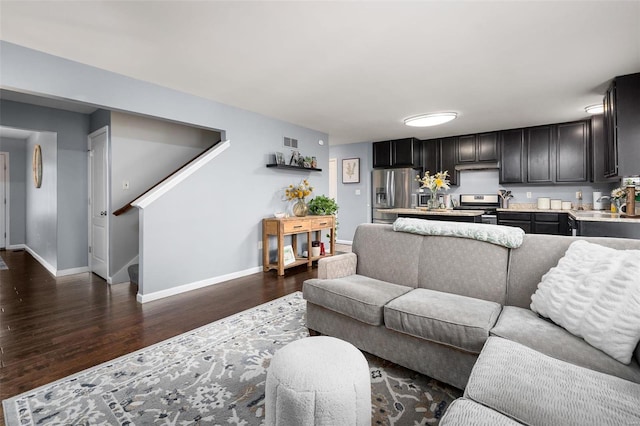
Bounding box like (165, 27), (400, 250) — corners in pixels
(308, 195), (339, 247)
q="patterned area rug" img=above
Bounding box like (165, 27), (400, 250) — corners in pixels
(3, 292), (461, 425)
(0, 255), (7, 270)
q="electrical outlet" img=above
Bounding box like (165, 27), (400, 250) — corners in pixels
(122, 180), (130, 190)
(257, 241), (262, 250)
(576, 191), (582, 199)
(355, 189), (361, 195)
(526, 192), (532, 199)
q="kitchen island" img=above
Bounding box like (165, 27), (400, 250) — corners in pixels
(378, 208), (485, 223)
(568, 210), (640, 239)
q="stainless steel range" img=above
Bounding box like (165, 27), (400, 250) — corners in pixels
(454, 194), (500, 225)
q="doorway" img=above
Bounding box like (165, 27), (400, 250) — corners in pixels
(88, 126), (109, 280)
(329, 158), (338, 202)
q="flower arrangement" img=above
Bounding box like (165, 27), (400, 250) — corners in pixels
(285, 179), (313, 200)
(611, 187), (626, 201)
(416, 170), (450, 209)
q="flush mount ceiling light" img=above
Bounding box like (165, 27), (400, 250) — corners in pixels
(404, 112), (458, 127)
(585, 104), (604, 114)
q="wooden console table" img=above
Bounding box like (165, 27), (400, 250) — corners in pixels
(262, 215), (336, 276)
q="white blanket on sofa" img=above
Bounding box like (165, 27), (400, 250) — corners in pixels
(392, 217), (525, 248)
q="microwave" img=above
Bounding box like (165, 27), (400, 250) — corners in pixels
(417, 192), (433, 207)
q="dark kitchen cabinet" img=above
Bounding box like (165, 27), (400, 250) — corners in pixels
(591, 114), (617, 183)
(527, 125), (554, 183)
(499, 129), (526, 184)
(440, 137), (458, 186)
(556, 121), (589, 182)
(603, 72), (640, 178)
(421, 139), (439, 174)
(373, 141), (392, 168)
(457, 132), (498, 164)
(498, 211), (569, 235)
(497, 211), (532, 233)
(373, 138), (421, 168)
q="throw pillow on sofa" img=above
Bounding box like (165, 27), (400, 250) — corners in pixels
(530, 240), (640, 364)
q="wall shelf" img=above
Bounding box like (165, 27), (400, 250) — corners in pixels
(266, 164), (322, 172)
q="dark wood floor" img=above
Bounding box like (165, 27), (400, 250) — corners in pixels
(0, 249), (315, 419)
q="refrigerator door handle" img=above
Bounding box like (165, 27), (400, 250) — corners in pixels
(388, 170), (395, 207)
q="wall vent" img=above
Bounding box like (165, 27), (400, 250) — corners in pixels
(283, 137), (298, 148)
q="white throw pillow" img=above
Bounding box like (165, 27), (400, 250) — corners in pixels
(530, 240), (640, 364)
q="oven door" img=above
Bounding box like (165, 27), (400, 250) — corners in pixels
(481, 214), (497, 225)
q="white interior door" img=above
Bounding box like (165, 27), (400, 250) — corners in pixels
(0, 153), (6, 249)
(88, 127), (109, 279)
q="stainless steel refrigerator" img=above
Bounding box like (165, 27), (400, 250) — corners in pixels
(372, 168), (420, 224)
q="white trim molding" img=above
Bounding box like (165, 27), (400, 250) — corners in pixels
(136, 265), (262, 303)
(24, 245), (56, 276)
(132, 140), (230, 210)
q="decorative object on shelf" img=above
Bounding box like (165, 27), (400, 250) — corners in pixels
(285, 179), (313, 217)
(498, 189), (513, 209)
(311, 240), (321, 257)
(611, 187), (626, 213)
(311, 156), (317, 168)
(342, 158), (360, 183)
(416, 170), (450, 209)
(275, 152), (285, 165)
(289, 150), (300, 166)
(32, 144), (42, 188)
(303, 156), (313, 168)
(283, 245), (296, 266)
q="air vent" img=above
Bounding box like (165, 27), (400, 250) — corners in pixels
(283, 137), (298, 148)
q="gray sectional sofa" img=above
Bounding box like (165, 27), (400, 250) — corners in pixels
(302, 223), (640, 425)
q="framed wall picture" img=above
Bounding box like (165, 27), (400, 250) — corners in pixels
(275, 152), (285, 165)
(342, 157), (360, 183)
(283, 245), (296, 266)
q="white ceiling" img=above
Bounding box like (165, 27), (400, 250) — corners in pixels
(1, 1), (639, 145)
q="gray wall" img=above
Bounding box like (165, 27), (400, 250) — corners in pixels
(109, 111), (219, 281)
(0, 99), (90, 270)
(0, 137), (27, 245)
(329, 142), (372, 243)
(1, 41), (328, 296)
(26, 132), (58, 268)
(89, 109), (111, 133)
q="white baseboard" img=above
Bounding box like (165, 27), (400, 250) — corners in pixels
(136, 266), (263, 304)
(23, 245), (89, 277)
(24, 245), (57, 276)
(336, 239), (353, 245)
(7, 244), (26, 250)
(57, 266), (90, 276)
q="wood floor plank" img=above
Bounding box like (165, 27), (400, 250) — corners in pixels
(0, 249), (315, 420)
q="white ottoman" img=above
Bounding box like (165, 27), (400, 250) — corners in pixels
(265, 336), (371, 426)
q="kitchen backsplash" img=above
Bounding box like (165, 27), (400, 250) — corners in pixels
(447, 170), (616, 207)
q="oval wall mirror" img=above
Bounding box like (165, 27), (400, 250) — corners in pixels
(32, 144), (42, 188)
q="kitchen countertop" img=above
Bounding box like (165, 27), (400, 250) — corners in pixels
(497, 208), (640, 223)
(378, 208), (485, 217)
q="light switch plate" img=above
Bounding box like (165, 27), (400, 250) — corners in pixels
(355, 189), (361, 195)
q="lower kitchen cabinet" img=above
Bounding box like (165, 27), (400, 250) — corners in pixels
(498, 211), (569, 235)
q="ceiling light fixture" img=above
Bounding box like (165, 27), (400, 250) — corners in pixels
(585, 104), (604, 114)
(404, 112), (458, 127)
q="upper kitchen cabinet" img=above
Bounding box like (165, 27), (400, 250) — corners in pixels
(373, 138), (421, 168)
(591, 114), (617, 183)
(457, 132), (498, 163)
(555, 121), (589, 182)
(440, 137), (459, 186)
(603, 72), (640, 178)
(499, 121), (589, 184)
(499, 129), (526, 184)
(527, 125), (554, 184)
(421, 138), (439, 174)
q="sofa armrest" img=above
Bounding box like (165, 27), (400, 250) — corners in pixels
(317, 252), (357, 279)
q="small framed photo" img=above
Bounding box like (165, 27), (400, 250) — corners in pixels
(342, 158), (360, 184)
(283, 245), (296, 266)
(275, 152), (285, 165)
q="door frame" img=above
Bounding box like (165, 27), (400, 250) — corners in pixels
(87, 126), (110, 281)
(0, 152), (8, 249)
(329, 158), (338, 203)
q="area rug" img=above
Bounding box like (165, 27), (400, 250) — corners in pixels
(3, 292), (461, 425)
(0, 255), (7, 270)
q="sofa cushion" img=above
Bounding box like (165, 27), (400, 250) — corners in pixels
(303, 276), (412, 326)
(529, 240), (640, 364)
(352, 224), (423, 288)
(491, 306), (640, 384)
(465, 337), (640, 426)
(416, 237), (509, 304)
(384, 288), (502, 354)
(439, 398), (521, 426)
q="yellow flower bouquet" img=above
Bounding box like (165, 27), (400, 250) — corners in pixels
(416, 170), (450, 209)
(285, 180), (313, 216)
